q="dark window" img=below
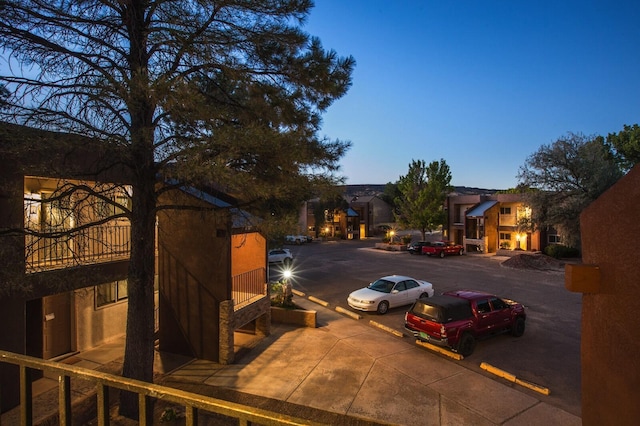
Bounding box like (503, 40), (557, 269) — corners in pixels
(405, 280), (419, 289)
(96, 279), (128, 308)
(395, 281), (407, 292)
(490, 297), (507, 310)
(476, 299), (491, 314)
(500, 207), (511, 215)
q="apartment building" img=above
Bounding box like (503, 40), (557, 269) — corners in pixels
(0, 123), (270, 411)
(445, 193), (549, 254)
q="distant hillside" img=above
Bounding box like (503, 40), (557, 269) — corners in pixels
(341, 184), (501, 197)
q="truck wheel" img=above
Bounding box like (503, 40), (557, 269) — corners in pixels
(511, 317), (525, 337)
(439, 251), (445, 258)
(457, 333), (476, 357)
(419, 292), (429, 299)
(377, 301), (389, 315)
(458, 248), (464, 256)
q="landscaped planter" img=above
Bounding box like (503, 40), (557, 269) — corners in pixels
(374, 243), (407, 251)
(270, 306), (317, 328)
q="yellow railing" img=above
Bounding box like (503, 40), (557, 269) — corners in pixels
(0, 350), (320, 426)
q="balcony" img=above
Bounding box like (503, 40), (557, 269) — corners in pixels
(25, 224), (131, 273)
(232, 267), (268, 310)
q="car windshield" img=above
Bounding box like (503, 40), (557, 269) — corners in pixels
(368, 279), (395, 293)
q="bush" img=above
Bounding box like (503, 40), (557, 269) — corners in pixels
(544, 244), (580, 259)
(401, 235), (412, 244)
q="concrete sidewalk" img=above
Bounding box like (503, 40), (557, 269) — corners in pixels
(163, 297), (580, 425)
(5, 296), (582, 425)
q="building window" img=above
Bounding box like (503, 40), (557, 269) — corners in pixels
(96, 279), (128, 308)
(499, 232), (511, 240)
(548, 234), (562, 244)
(500, 207), (511, 215)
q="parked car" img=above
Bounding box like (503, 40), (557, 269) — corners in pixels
(404, 290), (526, 356)
(347, 275), (435, 315)
(285, 235), (306, 245)
(268, 248), (293, 266)
(422, 241), (464, 257)
(407, 241), (432, 255)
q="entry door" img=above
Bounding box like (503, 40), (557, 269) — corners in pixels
(42, 292), (72, 359)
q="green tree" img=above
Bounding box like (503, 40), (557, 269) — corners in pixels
(395, 159), (452, 241)
(0, 0), (354, 418)
(517, 132), (622, 248)
(312, 190), (348, 237)
(380, 182), (401, 213)
(606, 124), (640, 171)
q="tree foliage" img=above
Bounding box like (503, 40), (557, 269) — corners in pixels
(517, 132), (622, 248)
(394, 159), (452, 241)
(0, 0), (354, 418)
(606, 123), (640, 172)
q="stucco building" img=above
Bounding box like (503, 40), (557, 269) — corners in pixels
(445, 193), (554, 254)
(0, 124), (269, 412)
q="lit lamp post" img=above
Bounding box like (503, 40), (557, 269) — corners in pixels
(389, 230), (395, 243)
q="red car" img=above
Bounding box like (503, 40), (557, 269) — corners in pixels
(421, 241), (464, 257)
(404, 290), (526, 356)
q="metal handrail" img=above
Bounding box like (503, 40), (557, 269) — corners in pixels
(0, 350), (320, 426)
(232, 268), (267, 308)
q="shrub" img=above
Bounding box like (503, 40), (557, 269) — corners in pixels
(401, 235), (412, 244)
(544, 244), (580, 259)
(500, 241), (511, 250)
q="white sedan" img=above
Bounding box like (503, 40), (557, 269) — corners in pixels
(347, 275), (434, 315)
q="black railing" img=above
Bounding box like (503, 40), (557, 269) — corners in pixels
(25, 224), (131, 272)
(0, 350), (320, 425)
(232, 268), (267, 309)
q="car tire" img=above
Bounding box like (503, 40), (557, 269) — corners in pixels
(511, 317), (526, 337)
(377, 301), (389, 315)
(419, 292), (429, 299)
(458, 248), (464, 256)
(457, 333), (476, 357)
(439, 251), (445, 258)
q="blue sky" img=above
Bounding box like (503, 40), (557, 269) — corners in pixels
(304, 1), (640, 189)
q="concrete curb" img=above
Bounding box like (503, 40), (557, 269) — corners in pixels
(292, 289), (306, 297)
(481, 362), (550, 395)
(415, 340), (464, 360)
(335, 306), (362, 320)
(369, 320), (404, 338)
(308, 296), (330, 307)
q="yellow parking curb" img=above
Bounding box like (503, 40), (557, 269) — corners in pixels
(369, 321), (404, 338)
(480, 362), (550, 395)
(415, 340), (463, 360)
(335, 306), (362, 320)
(291, 289), (306, 297)
(308, 296), (330, 307)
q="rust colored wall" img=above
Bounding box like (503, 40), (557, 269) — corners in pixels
(578, 165), (640, 425)
(231, 232), (266, 277)
(157, 188), (231, 361)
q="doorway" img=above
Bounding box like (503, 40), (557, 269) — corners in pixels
(42, 292), (72, 359)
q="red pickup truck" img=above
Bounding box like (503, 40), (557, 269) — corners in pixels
(421, 241), (464, 257)
(404, 290), (526, 356)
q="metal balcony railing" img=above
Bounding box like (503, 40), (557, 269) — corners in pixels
(25, 224), (131, 272)
(0, 350), (319, 426)
(232, 268), (267, 309)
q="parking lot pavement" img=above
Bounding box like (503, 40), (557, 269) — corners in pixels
(162, 296), (581, 425)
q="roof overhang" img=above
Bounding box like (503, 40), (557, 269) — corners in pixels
(466, 200), (498, 217)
